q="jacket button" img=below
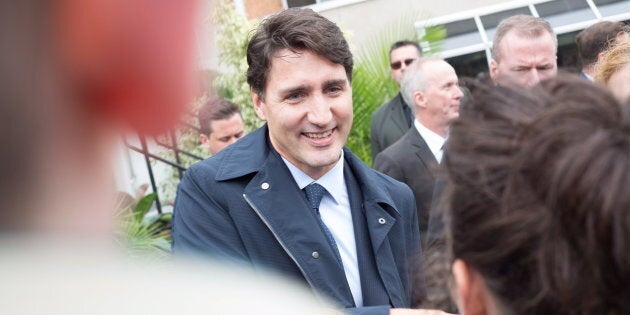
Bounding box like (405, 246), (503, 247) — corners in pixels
(261, 182), (270, 190)
(378, 218), (386, 224)
(312, 251), (319, 259)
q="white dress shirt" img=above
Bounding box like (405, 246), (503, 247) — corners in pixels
(414, 119), (446, 163)
(282, 151), (363, 307)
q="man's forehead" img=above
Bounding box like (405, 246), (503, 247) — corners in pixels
(422, 59), (452, 74)
(501, 30), (555, 49)
(421, 60), (456, 84)
(390, 45), (420, 59)
(266, 49), (349, 90)
(500, 33), (556, 60)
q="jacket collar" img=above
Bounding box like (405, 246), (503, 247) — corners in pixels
(215, 124), (403, 216)
(223, 125), (408, 306)
(342, 147), (401, 216)
(406, 128), (438, 179)
(214, 125), (271, 181)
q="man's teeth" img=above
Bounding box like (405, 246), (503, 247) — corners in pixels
(305, 130), (332, 139)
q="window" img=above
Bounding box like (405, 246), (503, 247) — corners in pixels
(535, 0), (595, 28)
(416, 0), (630, 68)
(442, 19), (483, 51)
(480, 7), (531, 41)
(593, 0), (630, 17)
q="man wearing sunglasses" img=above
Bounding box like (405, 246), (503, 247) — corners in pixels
(370, 40), (422, 160)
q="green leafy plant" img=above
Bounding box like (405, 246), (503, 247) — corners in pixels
(348, 13), (445, 165)
(213, 0), (261, 131)
(117, 192), (173, 259)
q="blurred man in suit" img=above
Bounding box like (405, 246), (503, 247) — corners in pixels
(370, 41), (422, 160)
(576, 21), (629, 81)
(198, 98), (246, 155)
(374, 57), (462, 241)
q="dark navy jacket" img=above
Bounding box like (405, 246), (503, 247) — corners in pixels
(172, 125), (421, 315)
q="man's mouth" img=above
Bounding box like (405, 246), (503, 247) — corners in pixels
(304, 129), (333, 139)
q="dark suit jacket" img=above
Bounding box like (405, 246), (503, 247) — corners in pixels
(172, 125), (421, 315)
(370, 93), (412, 160)
(373, 127), (437, 242)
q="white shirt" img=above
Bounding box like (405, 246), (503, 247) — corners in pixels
(282, 151), (363, 307)
(583, 71), (594, 81)
(414, 119), (446, 163)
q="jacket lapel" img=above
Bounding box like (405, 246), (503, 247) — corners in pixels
(390, 93), (410, 134)
(407, 128), (438, 179)
(344, 149), (407, 307)
(242, 145), (355, 307)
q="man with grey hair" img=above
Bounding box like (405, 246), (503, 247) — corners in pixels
(490, 14), (558, 87)
(374, 57), (463, 239)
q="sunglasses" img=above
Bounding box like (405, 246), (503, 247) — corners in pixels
(390, 58), (416, 70)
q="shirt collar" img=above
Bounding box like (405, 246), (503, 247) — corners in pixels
(583, 71), (594, 81)
(414, 119), (446, 159)
(281, 150), (346, 205)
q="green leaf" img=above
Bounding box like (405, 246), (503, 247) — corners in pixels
(133, 192), (157, 223)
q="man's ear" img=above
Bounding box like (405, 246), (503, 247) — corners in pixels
(616, 30), (630, 42)
(414, 90), (426, 110)
(452, 259), (490, 315)
(596, 50), (607, 64)
(199, 134), (210, 150)
(251, 89), (267, 120)
(489, 59), (499, 81)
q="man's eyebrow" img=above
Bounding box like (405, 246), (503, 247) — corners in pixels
(323, 79), (348, 86)
(278, 84), (309, 96)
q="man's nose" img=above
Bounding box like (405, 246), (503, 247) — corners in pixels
(307, 96), (333, 126)
(400, 62), (408, 72)
(454, 86), (464, 100)
(527, 69), (542, 87)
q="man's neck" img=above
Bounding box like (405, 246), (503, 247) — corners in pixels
(583, 65), (595, 78)
(417, 116), (448, 138)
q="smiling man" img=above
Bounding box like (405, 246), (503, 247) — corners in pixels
(172, 8), (423, 315)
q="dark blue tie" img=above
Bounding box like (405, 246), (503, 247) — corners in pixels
(303, 183), (342, 264)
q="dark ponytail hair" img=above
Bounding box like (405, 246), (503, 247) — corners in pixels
(444, 75), (630, 314)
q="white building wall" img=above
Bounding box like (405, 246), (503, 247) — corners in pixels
(316, 0), (507, 54)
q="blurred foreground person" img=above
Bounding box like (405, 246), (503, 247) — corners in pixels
(596, 40), (630, 102)
(441, 76), (630, 314)
(0, 1), (337, 314)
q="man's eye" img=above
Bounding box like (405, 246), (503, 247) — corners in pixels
(285, 92), (305, 102)
(326, 86), (342, 94)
